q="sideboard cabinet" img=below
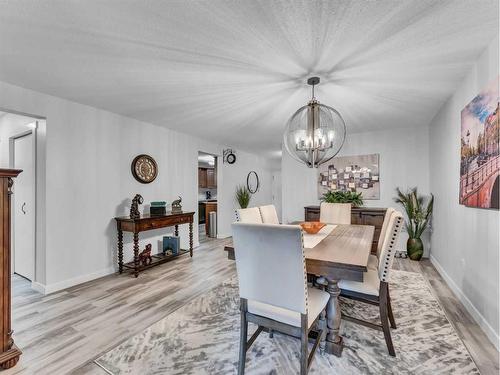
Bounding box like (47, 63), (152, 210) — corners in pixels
(0, 169), (22, 369)
(304, 205), (387, 254)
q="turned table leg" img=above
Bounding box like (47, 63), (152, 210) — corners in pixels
(174, 224), (179, 237)
(133, 232), (139, 278)
(117, 229), (123, 274)
(325, 279), (344, 356)
(189, 221), (193, 257)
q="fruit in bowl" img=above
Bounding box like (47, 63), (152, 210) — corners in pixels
(300, 222), (326, 234)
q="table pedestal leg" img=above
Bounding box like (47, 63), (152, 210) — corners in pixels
(325, 279), (344, 356)
(133, 232), (139, 278)
(117, 229), (123, 274)
(189, 221), (193, 257)
(174, 225), (179, 237)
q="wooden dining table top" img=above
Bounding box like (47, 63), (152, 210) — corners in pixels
(225, 224), (375, 282)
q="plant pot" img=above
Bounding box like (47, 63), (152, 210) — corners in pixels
(407, 237), (424, 261)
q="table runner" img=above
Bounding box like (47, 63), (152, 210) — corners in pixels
(303, 224), (336, 249)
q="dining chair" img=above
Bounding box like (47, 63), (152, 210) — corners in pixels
(232, 223), (329, 375)
(338, 211), (403, 356)
(259, 204), (280, 224)
(367, 207), (396, 270)
(235, 207), (263, 223)
(319, 202), (351, 224)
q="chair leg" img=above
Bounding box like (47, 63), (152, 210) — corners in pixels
(379, 283), (396, 357)
(387, 288), (397, 329)
(238, 305), (248, 374)
(269, 329), (274, 338)
(300, 314), (308, 375)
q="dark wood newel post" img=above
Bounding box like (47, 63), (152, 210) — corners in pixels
(0, 169), (22, 369)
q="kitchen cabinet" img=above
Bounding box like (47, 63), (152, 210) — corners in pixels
(198, 168), (207, 188)
(198, 168), (217, 189)
(204, 202), (217, 235)
(206, 168), (216, 188)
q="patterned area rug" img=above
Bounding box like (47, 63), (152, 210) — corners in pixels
(95, 270), (478, 374)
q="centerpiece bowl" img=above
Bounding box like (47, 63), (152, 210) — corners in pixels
(300, 222), (326, 234)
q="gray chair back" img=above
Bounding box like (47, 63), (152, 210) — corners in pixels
(232, 222), (308, 314)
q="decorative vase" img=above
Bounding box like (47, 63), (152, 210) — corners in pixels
(407, 238), (424, 261)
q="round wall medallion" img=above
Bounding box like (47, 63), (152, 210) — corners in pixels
(247, 171), (260, 194)
(131, 154), (158, 184)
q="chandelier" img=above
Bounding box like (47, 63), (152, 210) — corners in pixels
(283, 77), (346, 168)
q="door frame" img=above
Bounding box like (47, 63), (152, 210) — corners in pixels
(9, 126), (38, 283)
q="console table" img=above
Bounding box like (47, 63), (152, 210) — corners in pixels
(115, 211), (194, 277)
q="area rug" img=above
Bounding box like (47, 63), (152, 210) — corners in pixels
(95, 270), (479, 374)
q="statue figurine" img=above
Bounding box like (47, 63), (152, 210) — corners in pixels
(138, 244), (152, 266)
(130, 194), (144, 219)
(171, 196), (182, 212)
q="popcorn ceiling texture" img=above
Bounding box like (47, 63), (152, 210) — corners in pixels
(0, 0), (497, 155)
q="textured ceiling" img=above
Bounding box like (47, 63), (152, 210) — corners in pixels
(0, 0), (498, 157)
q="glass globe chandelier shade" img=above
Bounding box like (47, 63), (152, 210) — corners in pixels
(283, 77), (346, 168)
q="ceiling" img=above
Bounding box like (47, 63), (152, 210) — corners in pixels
(0, 1), (497, 158)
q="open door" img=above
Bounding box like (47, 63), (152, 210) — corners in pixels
(13, 130), (35, 281)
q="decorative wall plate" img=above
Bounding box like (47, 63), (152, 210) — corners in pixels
(131, 154), (158, 184)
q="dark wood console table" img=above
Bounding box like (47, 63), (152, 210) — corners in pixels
(115, 211), (194, 277)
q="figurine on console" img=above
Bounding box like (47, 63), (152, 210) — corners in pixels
(138, 243), (152, 266)
(171, 196), (182, 213)
(130, 194), (144, 219)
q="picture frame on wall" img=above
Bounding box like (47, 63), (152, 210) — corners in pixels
(459, 76), (499, 209)
(317, 153), (380, 200)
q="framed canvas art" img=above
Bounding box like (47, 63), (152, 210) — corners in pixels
(460, 76), (499, 209)
(318, 153), (380, 199)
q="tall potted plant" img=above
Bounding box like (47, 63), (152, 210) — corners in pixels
(394, 188), (434, 261)
(235, 185), (252, 208)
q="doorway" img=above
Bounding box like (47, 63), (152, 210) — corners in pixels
(198, 152), (218, 242)
(0, 111), (38, 283)
(12, 131), (36, 281)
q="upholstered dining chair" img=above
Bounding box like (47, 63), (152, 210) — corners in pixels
(319, 202), (351, 224)
(338, 211), (403, 356)
(367, 207), (396, 270)
(235, 207), (263, 223)
(232, 223), (330, 375)
(259, 204), (280, 224)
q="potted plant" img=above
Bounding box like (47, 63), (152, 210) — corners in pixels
(235, 185), (252, 208)
(321, 190), (364, 207)
(394, 187), (434, 261)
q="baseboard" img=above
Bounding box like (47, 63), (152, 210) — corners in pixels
(217, 233), (231, 239)
(31, 281), (46, 294)
(35, 266), (116, 295)
(430, 255), (500, 351)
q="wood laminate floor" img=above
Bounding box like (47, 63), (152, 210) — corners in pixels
(6, 242), (499, 375)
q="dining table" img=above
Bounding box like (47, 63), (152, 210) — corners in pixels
(224, 223), (374, 357)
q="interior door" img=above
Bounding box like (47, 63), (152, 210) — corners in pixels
(13, 132), (35, 281)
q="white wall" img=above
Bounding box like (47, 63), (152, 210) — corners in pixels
(0, 80), (273, 292)
(218, 152), (273, 237)
(428, 36), (499, 349)
(281, 126), (430, 223)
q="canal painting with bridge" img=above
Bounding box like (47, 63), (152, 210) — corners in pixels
(460, 76), (499, 209)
